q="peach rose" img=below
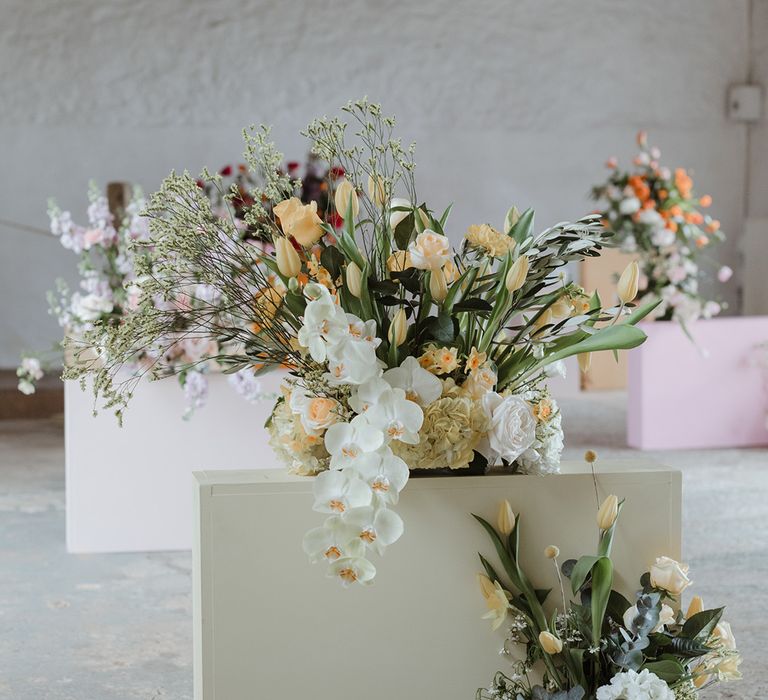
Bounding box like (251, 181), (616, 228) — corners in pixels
(408, 230), (451, 271)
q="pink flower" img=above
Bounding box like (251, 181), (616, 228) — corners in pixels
(605, 157), (618, 169)
(718, 265), (733, 283)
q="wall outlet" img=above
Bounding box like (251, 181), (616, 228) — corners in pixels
(727, 84), (764, 122)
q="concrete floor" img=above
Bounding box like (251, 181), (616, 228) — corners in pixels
(0, 393), (765, 699)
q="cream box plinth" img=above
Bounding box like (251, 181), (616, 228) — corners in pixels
(193, 462), (681, 700)
(65, 371), (286, 554)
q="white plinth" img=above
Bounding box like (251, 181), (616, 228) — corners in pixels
(65, 372), (285, 553)
(193, 462), (681, 700)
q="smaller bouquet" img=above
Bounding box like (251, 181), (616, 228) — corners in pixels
(592, 132), (731, 332)
(473, 456), (740, 700)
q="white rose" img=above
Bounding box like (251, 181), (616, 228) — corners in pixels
(480, 393), (537, 465)
(407, 229), (451, 271)
(72, 293), (114, 322)
(650, 556), (692, 595)
(618, 197), (641, 215)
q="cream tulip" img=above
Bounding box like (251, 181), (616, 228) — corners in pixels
(275, 237), (301, 278)
(477, 573), (496, 600)
(597, 494), (619, 530)
(367, 174), (386, 207)
(346, 261), (363, 298)
(504, 205), (521, 235)
(686, 595), (704, 619)
(505, 255), (529, 293)
(334, 179), (359, 219)
(578, 352), (592, 374)
(538, 631), (563, 655)
(388, 308), (407, 347)
(618, 261), (640, 304)
(429, 268), (448, 302)
(497, 500), (515, 536)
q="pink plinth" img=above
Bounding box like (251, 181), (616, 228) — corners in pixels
(627, 316), (768, 449)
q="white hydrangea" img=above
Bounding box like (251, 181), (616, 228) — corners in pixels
(596, 669), (674, 700)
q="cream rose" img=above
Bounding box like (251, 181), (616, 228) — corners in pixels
(289, 389), (341, 435)
(480, 393), (537, 465)
(408, 229), (451, 271)
(650, 556), (692, 595)
(274, 197), (324, 246)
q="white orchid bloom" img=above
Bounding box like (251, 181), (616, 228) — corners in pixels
(346, 314), (380, 348)
(343, 505), (404, 556)
(312, 469), (372, 514)
(383, 355), (442, 405)
(348, 377), (392, 415)
(324, 337), (382, 386)
(297, 288), (349, 362)
(302, 516), (364, 563)
(365, 386), (424, 444)
(324, 416), (385, 468)
(328, 556), (377, 586)
(355, 448), (409, 504)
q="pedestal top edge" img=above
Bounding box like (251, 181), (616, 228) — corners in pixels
(193, 459), (677, 489)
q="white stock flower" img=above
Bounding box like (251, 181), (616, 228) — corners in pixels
(365, 387), (424, 444)
(407, 229), (451, 270)
(355, 449), (409, 505)
(343, 505), (404, 555)
(324, 416), (385, 468)
(312, 469), (372, 514)
(17, 379), (35, 395)
(72, 293), (114, 322)
(329, 556), (377, 586)
(302, 516), (364, 563)
(21, 357), (44, 380)
(650, 556), (692, 595)
(596, 669), (674, 700)
(383, 356), (442, 405)
(480, 393), (537, 465)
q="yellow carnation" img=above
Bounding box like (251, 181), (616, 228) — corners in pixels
(465, 224), (515, 258)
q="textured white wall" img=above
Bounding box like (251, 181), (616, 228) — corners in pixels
(0, 0), (755, 366)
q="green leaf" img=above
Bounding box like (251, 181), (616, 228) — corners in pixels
(438, 203), (453, 229)
(453, 298), (494, 314)
(620, 297), (663, 326)
(508, 207), (534, 244)
(642, 659), (685, 684)
(423, 313), (455, 344)
(681, 607), (724, 641)
(320, 245), (345, 280)
(394, 210), (415, 250)
(590, 556), (614, 643)
(570, 555), (601, 595)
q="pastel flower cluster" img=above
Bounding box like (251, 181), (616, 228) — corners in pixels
(474, 478), (741, 700)
(593, 132), (730, 329)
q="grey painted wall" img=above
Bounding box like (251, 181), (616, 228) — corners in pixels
(0, 0), (762, 366)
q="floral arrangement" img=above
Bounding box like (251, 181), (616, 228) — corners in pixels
(592, 132), (731, 331)
(16, 183), (222, 416)
(67, 99), (659, 585)
(473, 462), (740, 699)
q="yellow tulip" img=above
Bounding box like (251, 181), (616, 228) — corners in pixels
(686, 595), (704, 619)
(334, 179), (359, 220)
(388, 308), (407, 347)
(367, 174), (386, 207)
(538, 631), (563, 655)
(476, 573), (496, 600)
(429, 268), (448, 302)
(497, 500), (515, 536)
(387, 250), (412, 273)
(505, 255), (529, 293)
(617, 261), (640, 304)
(346, 261), (363, 298)
(274, 197), (324, 246)
(417, 207), (431, 229)
(597, 494), (619, 531)
(274, 237), (301, 278)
